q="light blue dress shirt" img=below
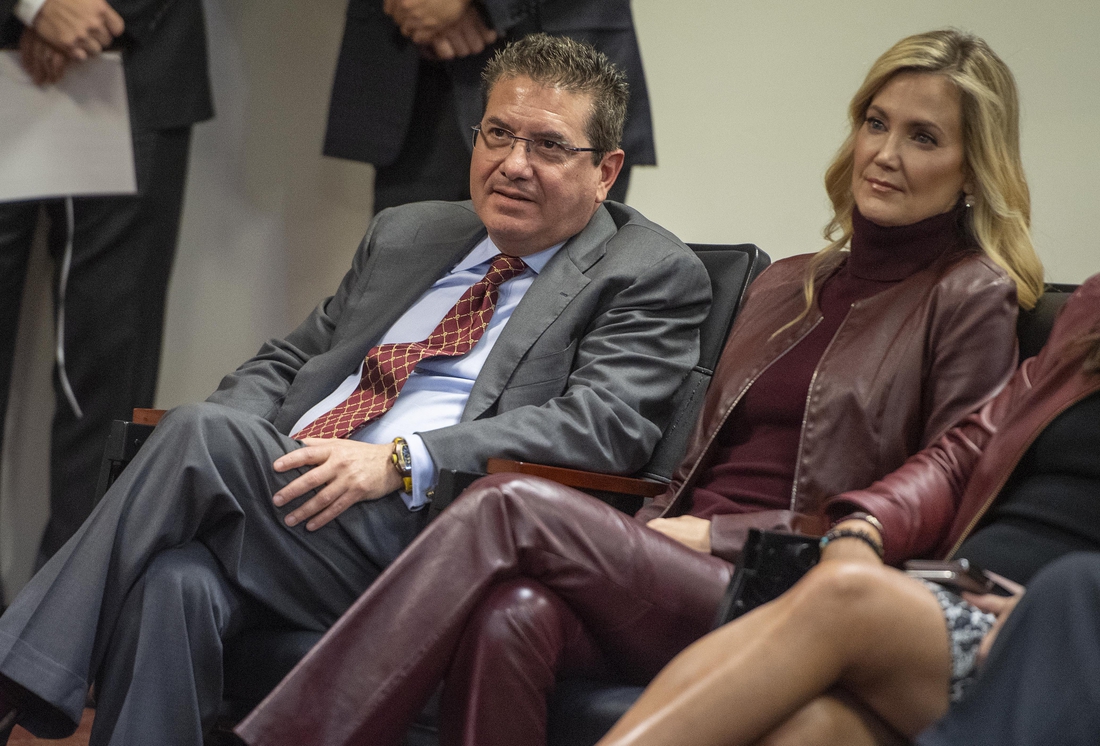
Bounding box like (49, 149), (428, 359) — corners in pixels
(289, 235), (563, 509)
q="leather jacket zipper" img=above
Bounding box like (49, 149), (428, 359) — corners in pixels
(660, 316), (823, 517)
(790, 307), (852, 511)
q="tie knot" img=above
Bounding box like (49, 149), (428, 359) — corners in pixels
(487, 254), (528, 284)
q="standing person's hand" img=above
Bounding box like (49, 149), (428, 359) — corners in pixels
(33, 0), (124, 61)
(426, 6), (497, 59)
(385, 0), (467, 40)
(19, 27), (69, 84)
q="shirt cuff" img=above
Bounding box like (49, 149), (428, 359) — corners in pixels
(404, 434), (436, 511)
(14, 0), (48, 26)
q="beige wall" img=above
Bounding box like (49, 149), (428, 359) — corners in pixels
(3, 0), (1099, 597)
(627, 0), (1100, 283)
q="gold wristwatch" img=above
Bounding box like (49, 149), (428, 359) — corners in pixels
(391, 437), (413, 494)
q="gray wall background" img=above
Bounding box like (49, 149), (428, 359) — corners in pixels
(3, 0), (1098, 598)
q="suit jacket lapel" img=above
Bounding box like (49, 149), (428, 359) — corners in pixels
(275, 229), (484, 432)
(462, 205), (616, 421)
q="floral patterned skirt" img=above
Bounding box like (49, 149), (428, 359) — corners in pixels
(916, 579), (997, 702)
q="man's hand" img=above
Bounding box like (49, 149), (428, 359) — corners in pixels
(425, 6), (497, 60)
(33, 0), (124, 61)
(962, 589), (1024, 667)
(19, 27), (68, 84)
(646, 515), (712, 554)
(384, 0), (467, 40)
(272, 438), (403, 531)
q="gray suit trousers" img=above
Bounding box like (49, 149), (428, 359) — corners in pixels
(0, 402), (426, 744)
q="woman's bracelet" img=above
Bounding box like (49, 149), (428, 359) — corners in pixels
(838, 511), (884, 536)
(819, 528), (884, 560)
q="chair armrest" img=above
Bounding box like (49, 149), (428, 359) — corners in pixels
(486, 458), (666, 497)
(133, 408), (167, 425)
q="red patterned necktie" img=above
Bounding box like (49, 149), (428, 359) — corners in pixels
(293, 253), (528, 440)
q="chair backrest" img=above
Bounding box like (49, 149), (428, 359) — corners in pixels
(1017, 284), (1078, 362)
(634, 243), (770, 483)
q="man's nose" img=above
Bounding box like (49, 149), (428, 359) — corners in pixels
(500, 138), (534, 176)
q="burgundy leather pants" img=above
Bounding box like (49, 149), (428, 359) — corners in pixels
(440, 579), (608, 746)
(236, 474), (733, 746)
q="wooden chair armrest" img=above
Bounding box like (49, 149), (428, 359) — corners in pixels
(133, 408), (167, 425)
(485, 458), (666, 497)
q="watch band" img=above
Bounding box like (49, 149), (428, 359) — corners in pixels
(391, 437), (413, 494)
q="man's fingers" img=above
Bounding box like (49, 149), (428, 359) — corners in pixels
(431, 36), (457, 59)
(87, 22), (112, 48)
(104, 5), (124, 36)
(283, 484), (343, 528)
(272, 460), (332, 506)
(45, 48), (68, 82)
(303, 494), (356, 531)
(273, 445), (325, 472)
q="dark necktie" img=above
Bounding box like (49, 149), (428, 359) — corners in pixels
(293, 253), (528, 440)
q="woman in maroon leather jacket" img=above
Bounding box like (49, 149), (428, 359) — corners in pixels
(593, 275), (1100, 746)
(236, 30), (1043, 746)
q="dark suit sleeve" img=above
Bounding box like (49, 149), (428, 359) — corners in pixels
(419, 232), (710, 477)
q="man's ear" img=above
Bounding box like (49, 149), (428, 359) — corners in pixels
(594, 149), (626, 203)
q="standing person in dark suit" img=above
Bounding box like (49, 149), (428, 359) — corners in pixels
(0, 35), (709, 745)
(0, 0), (212, 567)
(325, 0), (655, 210)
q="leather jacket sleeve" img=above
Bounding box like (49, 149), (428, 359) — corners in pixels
(824, 358), (1036, 565)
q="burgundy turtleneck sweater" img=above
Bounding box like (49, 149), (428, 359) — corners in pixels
(689, 205), (970, 518)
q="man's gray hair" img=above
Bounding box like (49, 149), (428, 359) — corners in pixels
(482, 33), (629, 162)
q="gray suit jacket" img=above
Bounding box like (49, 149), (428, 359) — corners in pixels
(208, 200), (709, 477)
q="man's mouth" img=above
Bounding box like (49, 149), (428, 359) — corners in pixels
(492, 186), (533, 202)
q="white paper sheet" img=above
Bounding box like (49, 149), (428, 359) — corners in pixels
(0, 50), (136, 202)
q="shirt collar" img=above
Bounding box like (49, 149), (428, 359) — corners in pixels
(452, 236), (565, 276)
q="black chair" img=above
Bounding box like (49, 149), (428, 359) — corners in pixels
(430, 242), (771, 519)
(1017, 283), (1077, 361)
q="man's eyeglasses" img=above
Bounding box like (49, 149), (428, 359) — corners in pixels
(472, 125), (601, 165)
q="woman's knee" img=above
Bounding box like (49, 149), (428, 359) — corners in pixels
(468, 579), (575, 656)
(786, 561), (899, 629)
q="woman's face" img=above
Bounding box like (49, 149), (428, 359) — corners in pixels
(851, 72), (970, 227)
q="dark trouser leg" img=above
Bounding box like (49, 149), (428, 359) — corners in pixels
(917, 552), (1100, 746)
(0, 401), (424, 738)
(439, 579), (609, 746)
(373, 62), (472, 212)
(89, 542), (252, 746)
(236, 473), (732, 746)
(38, 126), (194, 563)
(0, 202), (41, 512)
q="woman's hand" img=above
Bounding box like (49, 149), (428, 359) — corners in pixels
(962, 588), (1024, 666)
(819, 519), (883, 565)
(646, 515), (712, 553)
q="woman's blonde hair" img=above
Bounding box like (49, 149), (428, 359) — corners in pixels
(793, 29), (1043, 324)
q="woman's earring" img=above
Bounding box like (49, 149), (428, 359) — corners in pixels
(964, 194), (974, 208)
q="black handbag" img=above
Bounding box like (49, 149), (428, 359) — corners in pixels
(712, 528), (821, 628)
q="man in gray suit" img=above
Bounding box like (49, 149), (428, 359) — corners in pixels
(0, 34), (708, 744)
